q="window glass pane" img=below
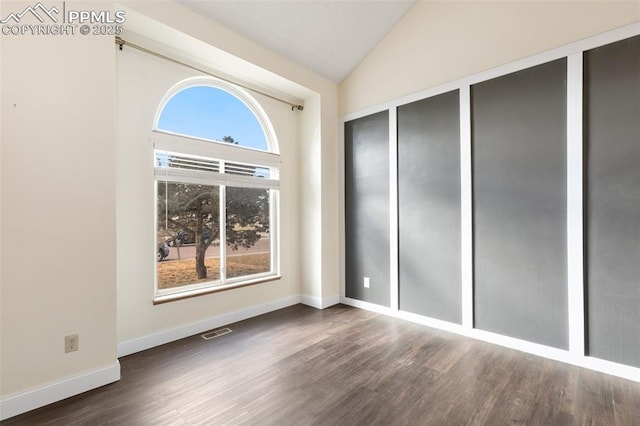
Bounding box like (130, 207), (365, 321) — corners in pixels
(225, 187), (271, 279)
(157, 182), (221, 289)
(157, 86), (268, 152)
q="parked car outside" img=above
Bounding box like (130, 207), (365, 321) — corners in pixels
(168, 228), (213, 246)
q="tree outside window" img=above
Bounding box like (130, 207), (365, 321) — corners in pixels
(154, 82), (279, 297)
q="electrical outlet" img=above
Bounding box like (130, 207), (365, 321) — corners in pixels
(65, 334), (79, 353)
(364, 277), (370, 288)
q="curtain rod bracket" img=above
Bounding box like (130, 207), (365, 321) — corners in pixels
(115, 36), (124, 51)
(292, 105), (304, 111)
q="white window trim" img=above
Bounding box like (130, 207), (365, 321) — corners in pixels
(153, 77), (281, 302)
(152, 131), (281, 170)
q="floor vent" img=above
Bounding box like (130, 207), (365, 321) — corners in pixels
(201, 327), (232, 340)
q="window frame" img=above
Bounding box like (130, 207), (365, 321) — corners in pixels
(154, 77), (280, 154)
(152, 78), (281, 303)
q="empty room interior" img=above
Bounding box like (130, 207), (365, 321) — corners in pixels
(1, 0), (639, 423)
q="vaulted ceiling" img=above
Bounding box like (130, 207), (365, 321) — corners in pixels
(178, 1), (417, 83)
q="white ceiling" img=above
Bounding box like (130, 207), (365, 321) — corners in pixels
(177, 0), (417, 83)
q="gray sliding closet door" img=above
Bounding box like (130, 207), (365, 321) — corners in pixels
(398, 91), (461, 323)
(585, 35), (640, 368)
(344, 111), (390, 307)
(472, 59), (568, 349)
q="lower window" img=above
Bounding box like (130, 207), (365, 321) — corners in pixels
(156, 180), (276, 296)
(225, 186), (271, 280)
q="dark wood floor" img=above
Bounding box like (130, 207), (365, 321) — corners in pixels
(3, 304), (640, 425)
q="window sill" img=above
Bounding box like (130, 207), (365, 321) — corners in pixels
(153, 275), (282, 305)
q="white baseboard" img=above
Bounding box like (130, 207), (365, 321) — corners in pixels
(341, 297), (640, 383)
(341, 296), (395, 315)
(0, 361), (120, 421)
(466, 329), (640, 383)
(118, 295), (302, 357)
(300, 293), (340, 309)
(396, 309), (468, 336)
(1, 295), (342, 421)
(577, 355), (640, 383)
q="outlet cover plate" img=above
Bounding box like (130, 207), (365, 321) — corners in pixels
(65, 334), (79, 353)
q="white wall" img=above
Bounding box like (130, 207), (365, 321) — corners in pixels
(298, 90), (340, 307)
(120, 0), (341, 312)
(116, 44), (301, 343)
(298, 95), (322, 302)
(320, 91), (340, 304)
(1, 0), (341, 416)
(340, 1), (640, 115)
(1, 0), (118, 399)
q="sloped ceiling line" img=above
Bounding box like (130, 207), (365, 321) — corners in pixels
(177, 0), (417, 83)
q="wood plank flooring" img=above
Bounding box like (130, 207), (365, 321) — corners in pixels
(3, 304), (640, 425)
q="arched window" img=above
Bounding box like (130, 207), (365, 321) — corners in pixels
(157, 85), (273, 152)
(153, 78), (280, 301)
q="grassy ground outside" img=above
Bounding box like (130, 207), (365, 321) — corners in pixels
(157, 253), (270, 289)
